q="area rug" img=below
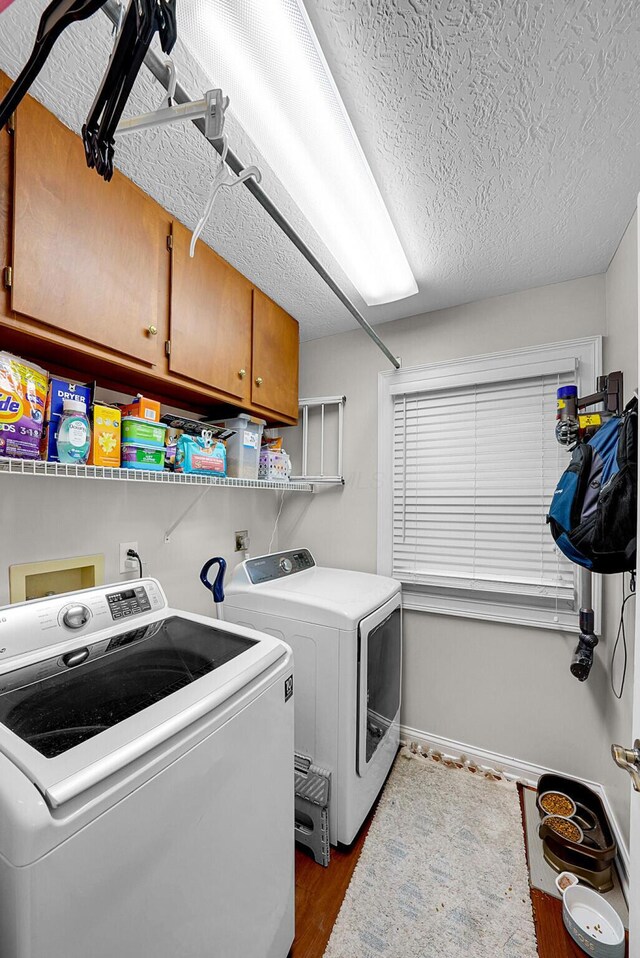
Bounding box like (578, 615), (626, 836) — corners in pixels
(323, 749), (538, 958)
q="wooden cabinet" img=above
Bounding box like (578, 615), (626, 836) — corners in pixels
(0, 74), (12, 323)
(168, 221), (252, 403)
(251, 289), (299, 422)
(0, 74), (299, 425)
(11, 95), (169, 368)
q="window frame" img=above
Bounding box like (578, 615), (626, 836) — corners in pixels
(377, 336), (602, 632)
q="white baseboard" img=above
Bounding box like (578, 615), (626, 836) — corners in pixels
(400, 724), (629, 898)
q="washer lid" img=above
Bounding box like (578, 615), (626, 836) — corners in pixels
(0, 609), (287, 809)
(225, 563), (401, 629)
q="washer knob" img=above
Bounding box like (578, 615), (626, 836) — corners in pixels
(280, 557), (293, 574)
(62, 604), (91, 630)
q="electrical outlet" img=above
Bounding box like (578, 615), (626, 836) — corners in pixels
(119, 541), (139, 575)
(235, 530), (249, 552)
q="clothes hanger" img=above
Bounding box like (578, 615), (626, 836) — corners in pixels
(82, 0), (177, 180)
(0, 0), (108, 130)
(190, 135), (261, 258)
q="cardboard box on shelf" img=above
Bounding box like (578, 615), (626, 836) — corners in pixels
(89, 403), (121, 467)
(40, 378), (93, 462)
(119, 395), (161, 422)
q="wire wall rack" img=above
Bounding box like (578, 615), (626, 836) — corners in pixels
(0, 457), (314, 492)
(290, 396), (345, 484)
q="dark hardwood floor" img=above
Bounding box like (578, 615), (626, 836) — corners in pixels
(288, 783), (629, 958)
(290, 811), (373, 957)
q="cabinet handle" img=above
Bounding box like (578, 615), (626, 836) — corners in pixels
(147, 325), (158, 336)
(255, 377), (263, 386)
(238, 369), (246, 379)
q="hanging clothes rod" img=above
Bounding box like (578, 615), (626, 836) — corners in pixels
(102, 0), (400, 371)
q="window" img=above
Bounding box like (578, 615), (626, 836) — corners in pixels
(377, 338), (602, 631)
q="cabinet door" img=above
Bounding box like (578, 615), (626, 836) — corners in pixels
(12, 95), (168, 367)
(252, 289), (299, 421)
(0, 73), (12, 321)
(169, 221), (251, 401)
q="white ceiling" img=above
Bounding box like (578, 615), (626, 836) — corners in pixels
(0, 0), (639, 342)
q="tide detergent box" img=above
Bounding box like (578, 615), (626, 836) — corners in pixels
(89, 403), (121, 467)
(40, 378), (93, 462)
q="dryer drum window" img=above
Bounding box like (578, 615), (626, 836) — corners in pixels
(0, 617), (257, 758)
(359, 607), (401, 766)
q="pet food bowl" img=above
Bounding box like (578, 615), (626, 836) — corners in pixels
(536, 774), (617, 892)
(538, 789), (577, 818)
(555, 871), (579, 894)
(540, 814), (584, 846)
(562, 884), (625, 957)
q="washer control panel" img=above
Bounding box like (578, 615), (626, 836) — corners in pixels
(245, 549), (315, 584)
(0, 578), (167, 666)
(60, 603), (92, 631)
(107, 586), (151, 620)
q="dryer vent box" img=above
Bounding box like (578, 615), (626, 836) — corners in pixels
(9, 554), (105, 603)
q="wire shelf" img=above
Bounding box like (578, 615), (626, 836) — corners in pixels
(0, 457), (314, 492)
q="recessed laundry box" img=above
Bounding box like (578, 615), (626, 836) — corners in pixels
(225, 549), (402, 845)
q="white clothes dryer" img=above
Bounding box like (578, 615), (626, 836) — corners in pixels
(225, 549), (402, 846)
(0, 579), (294, 958)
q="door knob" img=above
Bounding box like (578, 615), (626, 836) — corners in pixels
(255, 377), (263, 386)
(238, 369), (246, 379)
(611, 740), (640, 791)
(147, 325), (158, 336)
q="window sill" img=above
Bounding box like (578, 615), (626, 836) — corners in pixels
(400, 585), (588, 633)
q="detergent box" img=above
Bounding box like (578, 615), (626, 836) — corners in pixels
(119, 394), (161, 422)
(89, 403), (121, 467)
(40, 377), (93, 462)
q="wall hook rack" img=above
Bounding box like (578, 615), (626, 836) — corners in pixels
(116, 86), (229, 140)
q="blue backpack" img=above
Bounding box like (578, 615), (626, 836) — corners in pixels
(547, 398), (637, 574)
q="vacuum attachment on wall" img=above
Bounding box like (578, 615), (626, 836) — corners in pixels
(548, 372), (637, 682)
(555, 371), (624, 448)
(570, 606), (598, 682)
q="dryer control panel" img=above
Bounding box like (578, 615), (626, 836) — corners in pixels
(245, 549), (315, 584)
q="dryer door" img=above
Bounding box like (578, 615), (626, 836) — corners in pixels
(357, 599), (402, 775)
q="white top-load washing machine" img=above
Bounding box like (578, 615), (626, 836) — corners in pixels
(225, 549), (402, 846)
(0, 579), (294, 958)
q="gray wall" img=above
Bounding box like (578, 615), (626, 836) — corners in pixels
(282, 218), (638, 849)
(0, 476), (279, 613)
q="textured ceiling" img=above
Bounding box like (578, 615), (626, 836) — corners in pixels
(0, 0), (639, 343)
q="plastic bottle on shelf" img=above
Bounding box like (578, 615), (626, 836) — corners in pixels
(56, 399), (91, 464)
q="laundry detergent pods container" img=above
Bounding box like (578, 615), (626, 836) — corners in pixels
(562, 884), (624, 957)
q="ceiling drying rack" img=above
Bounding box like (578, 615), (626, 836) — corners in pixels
(101, 0), (400, 371)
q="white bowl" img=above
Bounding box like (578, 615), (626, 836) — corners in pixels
(562, 884), (625, 957)
(555, 871), (579, 894)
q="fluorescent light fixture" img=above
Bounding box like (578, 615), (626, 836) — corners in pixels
(179, 0), (418, 306)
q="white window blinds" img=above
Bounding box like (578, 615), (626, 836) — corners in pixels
(392, 372), (577, 608)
